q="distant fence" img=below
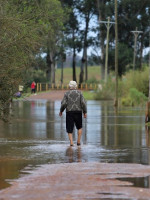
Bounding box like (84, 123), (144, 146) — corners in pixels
(36, 83), (98, 92)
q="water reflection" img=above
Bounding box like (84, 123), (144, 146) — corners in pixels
(65, 147), (82, 163)
(0, 100), (148, 189)
(117, 176), (150, 188)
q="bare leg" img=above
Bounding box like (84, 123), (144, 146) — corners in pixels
(77, 128), (82, 145)
(68, 133), (73, 146)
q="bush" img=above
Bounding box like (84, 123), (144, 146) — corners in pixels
(129, 88), (147, 104)
(23, 69), (47, 92)
(121, 88), (147, 106)
(85, 77), (99, 84)
(94, 75), (124, 100)
(82, 91), (95, 100)
(121, 97), (133, 106)
(122, 68), (149, 97)
(95, 78), (115, 100)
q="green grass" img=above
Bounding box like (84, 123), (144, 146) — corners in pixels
(82, 91), (96, 100)
(55, 66), (101, 85)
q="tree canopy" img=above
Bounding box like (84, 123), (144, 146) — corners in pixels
(0, 0), (65, 121)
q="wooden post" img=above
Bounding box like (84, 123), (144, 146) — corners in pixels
(85, 84), (88, 90)
(40, 83), (42, 92)
(37, 83), (39, 92)
(46, 83), (48, 91)
(52, 83), (54, 90)
(90, 84), (92, 90)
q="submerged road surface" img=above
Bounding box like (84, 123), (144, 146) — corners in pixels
(1, 162), (150, 199)
(0, 91), (149, 199)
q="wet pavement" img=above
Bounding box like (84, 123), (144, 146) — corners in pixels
(1, 162), (150, 199)
(0, 99), (150, 199)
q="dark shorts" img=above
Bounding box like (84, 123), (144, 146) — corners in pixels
(66, 112), (82, 133)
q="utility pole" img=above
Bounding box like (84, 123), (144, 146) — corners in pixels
(99, 17), (115, 82)
(131, 27), (143, 70)
(114, 0), (118, 107)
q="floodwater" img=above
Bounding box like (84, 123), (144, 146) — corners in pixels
(0, 100), (149, 190)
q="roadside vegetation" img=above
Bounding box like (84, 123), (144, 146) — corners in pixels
(54, 65), (149, 106)
(26, 65), (149, 105)
(102, 68), (148, 106)
(0, 0), (149, 121)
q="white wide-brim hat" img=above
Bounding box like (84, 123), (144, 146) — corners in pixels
(69, 81), (77, 89)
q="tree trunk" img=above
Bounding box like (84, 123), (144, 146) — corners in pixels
(97, 0), (105, 81)
(61, 59), (64, 85)
(139, 34), (144, 69)
(49, 51), (55, 85)
(72, 47), (76, 82)
(46, 47), (52, 84)
(79, 13), (90, 84)
(51, 57), (55, 85)
(85, 47), (88, 81)
(145, 33), (150, 124)
(79, 50), (85, 85)
(72, 30), (76, 82)
(79, 64), (84, 86)
(46, 48), (55, 85)
(84, 14), (89, 82)
(114, 0), (118, 107)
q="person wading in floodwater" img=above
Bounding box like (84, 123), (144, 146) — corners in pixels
(59, 81), (87, 146)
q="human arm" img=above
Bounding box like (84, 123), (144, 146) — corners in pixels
(80, 93), (87, 114)
(83, 113), (87, 118)
(59, 93), (67, 116)
(59, 112), (62, 117)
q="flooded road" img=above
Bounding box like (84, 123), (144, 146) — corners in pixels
(0, 100), (148, 190)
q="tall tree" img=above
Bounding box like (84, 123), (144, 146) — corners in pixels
(96, 0), (109, 80)
(39, 0), (65, 85)
(77, 0), (96, 84)
(114, 0), (118, 107)
(0, 0), (65, 121)
(117, 0), (150, 69)
(0, 0), (42, 121)
(95, 0), (150, 77)
(62, 0), (81, 82)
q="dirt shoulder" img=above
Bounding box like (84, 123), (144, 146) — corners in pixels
(27, 90), (67, 101)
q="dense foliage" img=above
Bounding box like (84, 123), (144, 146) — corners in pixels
(0, 0), (65, 121)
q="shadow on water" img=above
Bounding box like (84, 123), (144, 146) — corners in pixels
(0, 100), (148, 190)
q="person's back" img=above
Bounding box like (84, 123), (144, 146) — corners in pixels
(59, 81), (87, 146)
(61, 89), (86, 113)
